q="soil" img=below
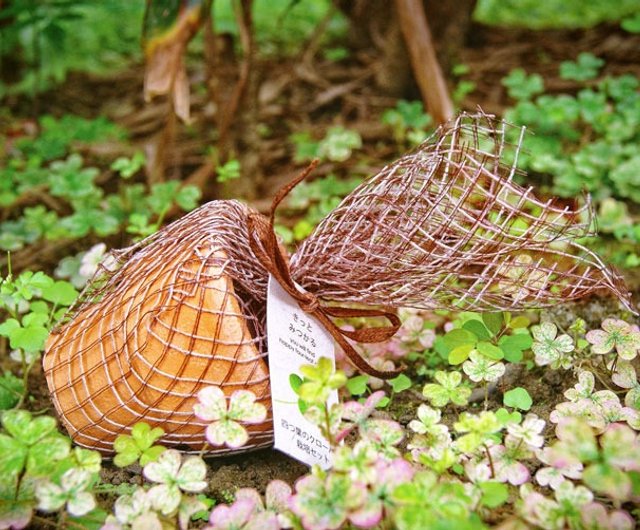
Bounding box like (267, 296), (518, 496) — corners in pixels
(5, 19), (640, 527)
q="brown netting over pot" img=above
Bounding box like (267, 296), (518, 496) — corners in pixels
(43, 113), (632, 455)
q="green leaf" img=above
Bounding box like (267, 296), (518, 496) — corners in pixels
(139, 445), (166, 466)
(482, 313), (503, 335)
(0, 434), (28, 476)
(111, 151), (145, 179)
(298, 381), (328, 404)
(462, 320), (492, 340)
(113, 435), (137, 455)
(175, 186), (201, 211)
(3, 410), (56, 444)
(113, 434), (140, 467)
(500, 347), (523, 364)
(68, 507), (108, 530)
(448, 344), (474, 365)
(131, 422), (164, 450)
(10, 323), (49, 353)
(479, 481), (509, 508)
(0, 372), (24, 410)
(495, 408), (522, 426)
(216, 159), (241, 183)
(113, 451), (138, 468)
(442, 329), (477, 352)
(502, 69), (544, 100)
(389, 374), (412, 393)
(629, 471), (640, 497)
(508, 316), (530, 329)
(476, 341), (504, 361)
(147, 182), (180, 215)
(26, 435), (71, 476)
(0, 319), (20, 339)
(499, 333), (532, 363)
(503, 387), (533, 411)
(289, 373), (303, 394)
(583, 463), (631, 501)
(622, 13), (640, 33)
(501, 333), (532, 350)
(559, 53), (604, 81)
(346, 375), (368, 396)
(41, 281), (78, 306)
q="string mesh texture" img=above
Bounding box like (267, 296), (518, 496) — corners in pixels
(292, 113), (631, 312)
(43, 113), (632, 455)
(44, 201), (273, 454)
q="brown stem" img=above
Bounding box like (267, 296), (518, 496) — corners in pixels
(394, 0), (454, 125)
(484, 443), (496, 478)
(203, 0), (217, 123)
(217, 0), (254, 155)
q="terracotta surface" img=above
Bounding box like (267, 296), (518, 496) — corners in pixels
(44, 237), (273, 454)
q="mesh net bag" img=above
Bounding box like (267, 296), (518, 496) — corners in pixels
(44, 114), (632, 455)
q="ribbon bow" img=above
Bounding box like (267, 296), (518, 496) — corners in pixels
(247, 161), (402, 379)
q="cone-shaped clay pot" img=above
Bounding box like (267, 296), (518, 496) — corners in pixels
(44, 202), (273, 454)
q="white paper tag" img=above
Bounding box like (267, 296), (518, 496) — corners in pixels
(267, 275), (336, 469)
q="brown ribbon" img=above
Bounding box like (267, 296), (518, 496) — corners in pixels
(247, 161), (402, 379)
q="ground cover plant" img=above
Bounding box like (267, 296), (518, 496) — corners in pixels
(1, 0), (640, 529)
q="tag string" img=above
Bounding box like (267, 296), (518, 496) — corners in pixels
(247, 160), (402, 379)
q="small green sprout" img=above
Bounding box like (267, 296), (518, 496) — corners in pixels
(113, 422), (166, 467)
(422, 370), (471, 408)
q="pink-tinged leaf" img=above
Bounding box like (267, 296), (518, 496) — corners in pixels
(376, 458), (415, 487)
(612, 361), (637, 389)
(600, 423), (640, 470)
(244, 511), (280, 530)
(585, 329), (611, 354)
(205, 420), (249, 448)
(228, 390), (267, 424)
(235, 488), (263, 508)
(360, 419), (404, 446)
(601, 318), (632, 335)
(265, 480), (292, 513)
(609, 511), (635, 530)
(143, 449), (182, 484)
(0, 503), (32, 530)
(348, 497), (383, 528)
(194, 386), (227, 422)
(581, 502), (635, 530)
(209, 498), (257, 529)
(337, 391), (386, 442)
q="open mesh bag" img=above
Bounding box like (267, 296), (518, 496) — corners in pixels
(44, 114), (632, 455)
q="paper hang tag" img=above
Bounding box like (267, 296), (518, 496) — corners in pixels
(266, 275), (337, 469)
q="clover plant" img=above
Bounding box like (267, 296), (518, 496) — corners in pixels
(113, 422), (167, 468)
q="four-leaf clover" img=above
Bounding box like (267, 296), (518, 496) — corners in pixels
(143, 449), (208, 515)
(35, 468), (96, 517)
(463, 350), (505, 382)
(194, 386), (267, 448)
(422, 370), (471, 407)
(586, 318), (640, 360)
(531, 322), (574, 368)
